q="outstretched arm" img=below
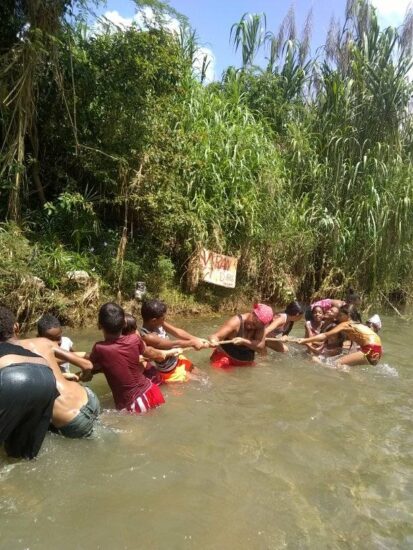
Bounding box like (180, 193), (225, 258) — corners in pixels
(142, 345), (174, 363)
(242, 326), (266, 352)
(264, 316), (284, 336)
(209, 316), (240, 345)
(141, 330), (208, 351)
(53, 347), (93, 372)
(163, 321), (209, 349)
(297, 322), (347, 345)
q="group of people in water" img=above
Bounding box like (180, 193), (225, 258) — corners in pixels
(0, 289), (383, 461)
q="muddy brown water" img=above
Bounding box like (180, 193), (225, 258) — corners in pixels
(1, 314), (413, 549)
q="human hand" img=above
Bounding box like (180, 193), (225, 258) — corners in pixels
(78, 370), (93, 382)
(191, 337), (210, 350)
(233, 337), (249, 346)
(208, 337), (219, 347)
(62, 372), (80, 382)
(154, 354), (164, 363)
(162, 347), (183, 358)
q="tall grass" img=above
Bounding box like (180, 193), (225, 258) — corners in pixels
(1, 0), (412, 315)
(226, 0), (413, 301)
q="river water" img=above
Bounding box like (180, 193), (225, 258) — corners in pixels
(1, 314), (413, 549)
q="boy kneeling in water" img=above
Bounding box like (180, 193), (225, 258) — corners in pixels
(296, 305), (383, 367)
(139, 300), (209, 383)
(208, 303), (273, 368)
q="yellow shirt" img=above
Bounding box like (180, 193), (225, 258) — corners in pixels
(339, 321), (381, 347)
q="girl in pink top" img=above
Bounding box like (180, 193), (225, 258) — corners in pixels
(305, 305), (324, 337)
(310, 288), (361, 313)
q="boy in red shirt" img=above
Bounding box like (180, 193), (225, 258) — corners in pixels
(89, 302), (169, 413)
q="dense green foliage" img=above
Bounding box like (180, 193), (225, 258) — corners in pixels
(0, 0), (412, 323)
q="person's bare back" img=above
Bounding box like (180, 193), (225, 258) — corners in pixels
(17, 337), (89, 428)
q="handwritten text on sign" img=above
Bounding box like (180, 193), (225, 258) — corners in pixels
(200, 249), (238, 288)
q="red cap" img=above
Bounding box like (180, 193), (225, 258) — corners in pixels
(253, 303), (273, 325)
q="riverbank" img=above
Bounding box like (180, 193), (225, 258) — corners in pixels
(4, 275), (412, 332)
(1, 220), (411, 330)
(1, 273), (257, 331)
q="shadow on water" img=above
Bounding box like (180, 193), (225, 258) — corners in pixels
(1, 314), (413, 549)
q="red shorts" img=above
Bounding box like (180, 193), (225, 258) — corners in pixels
(128, 382), (165, 413)
(360, 344), (382, 365)
(160, 356), (193, 383)
(210, 348), (254, 368)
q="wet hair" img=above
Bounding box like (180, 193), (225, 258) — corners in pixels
(277, 302), (303, 336)
(98, 302), (125, 334)
(345, 287), (360, 305)
(339, 305), (350, 317)
(285, 301), (303, 317)
(349, 304), (362, 322)
(0, 306), (15, 341)
(37, 314), (61, 336)
(339, 304), (361, 322)
(141, 299), (167, 322)
(122, 313), (137, 335)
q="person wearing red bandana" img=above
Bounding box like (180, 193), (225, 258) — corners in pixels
(208, 303), (273, 368)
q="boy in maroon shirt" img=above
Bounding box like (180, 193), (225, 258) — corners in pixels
(89, 303), (170, 413)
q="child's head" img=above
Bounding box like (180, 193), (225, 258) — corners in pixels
(285, 301), (303, 322)
(122, 313), (137, 335)
(325, 305), (339, 321)
(366, 314), (382, 333)
(37, 313), (62, 343)
(310, 305), (323, 323)
(338, 304), (360, 323)
(141, 299), (167, 329)
(98, 302), (125, 335)
(346, 288), (361, 308)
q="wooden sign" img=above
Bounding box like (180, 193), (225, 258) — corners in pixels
(199, 248), (238, 288)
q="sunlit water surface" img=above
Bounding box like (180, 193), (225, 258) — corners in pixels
(1, 314), (413, 549)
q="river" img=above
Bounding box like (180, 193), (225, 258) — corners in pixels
(1, 314), (412, 549)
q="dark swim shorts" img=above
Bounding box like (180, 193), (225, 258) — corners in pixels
(0, 363), (58, 459)
(55, 387), (100, 439)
